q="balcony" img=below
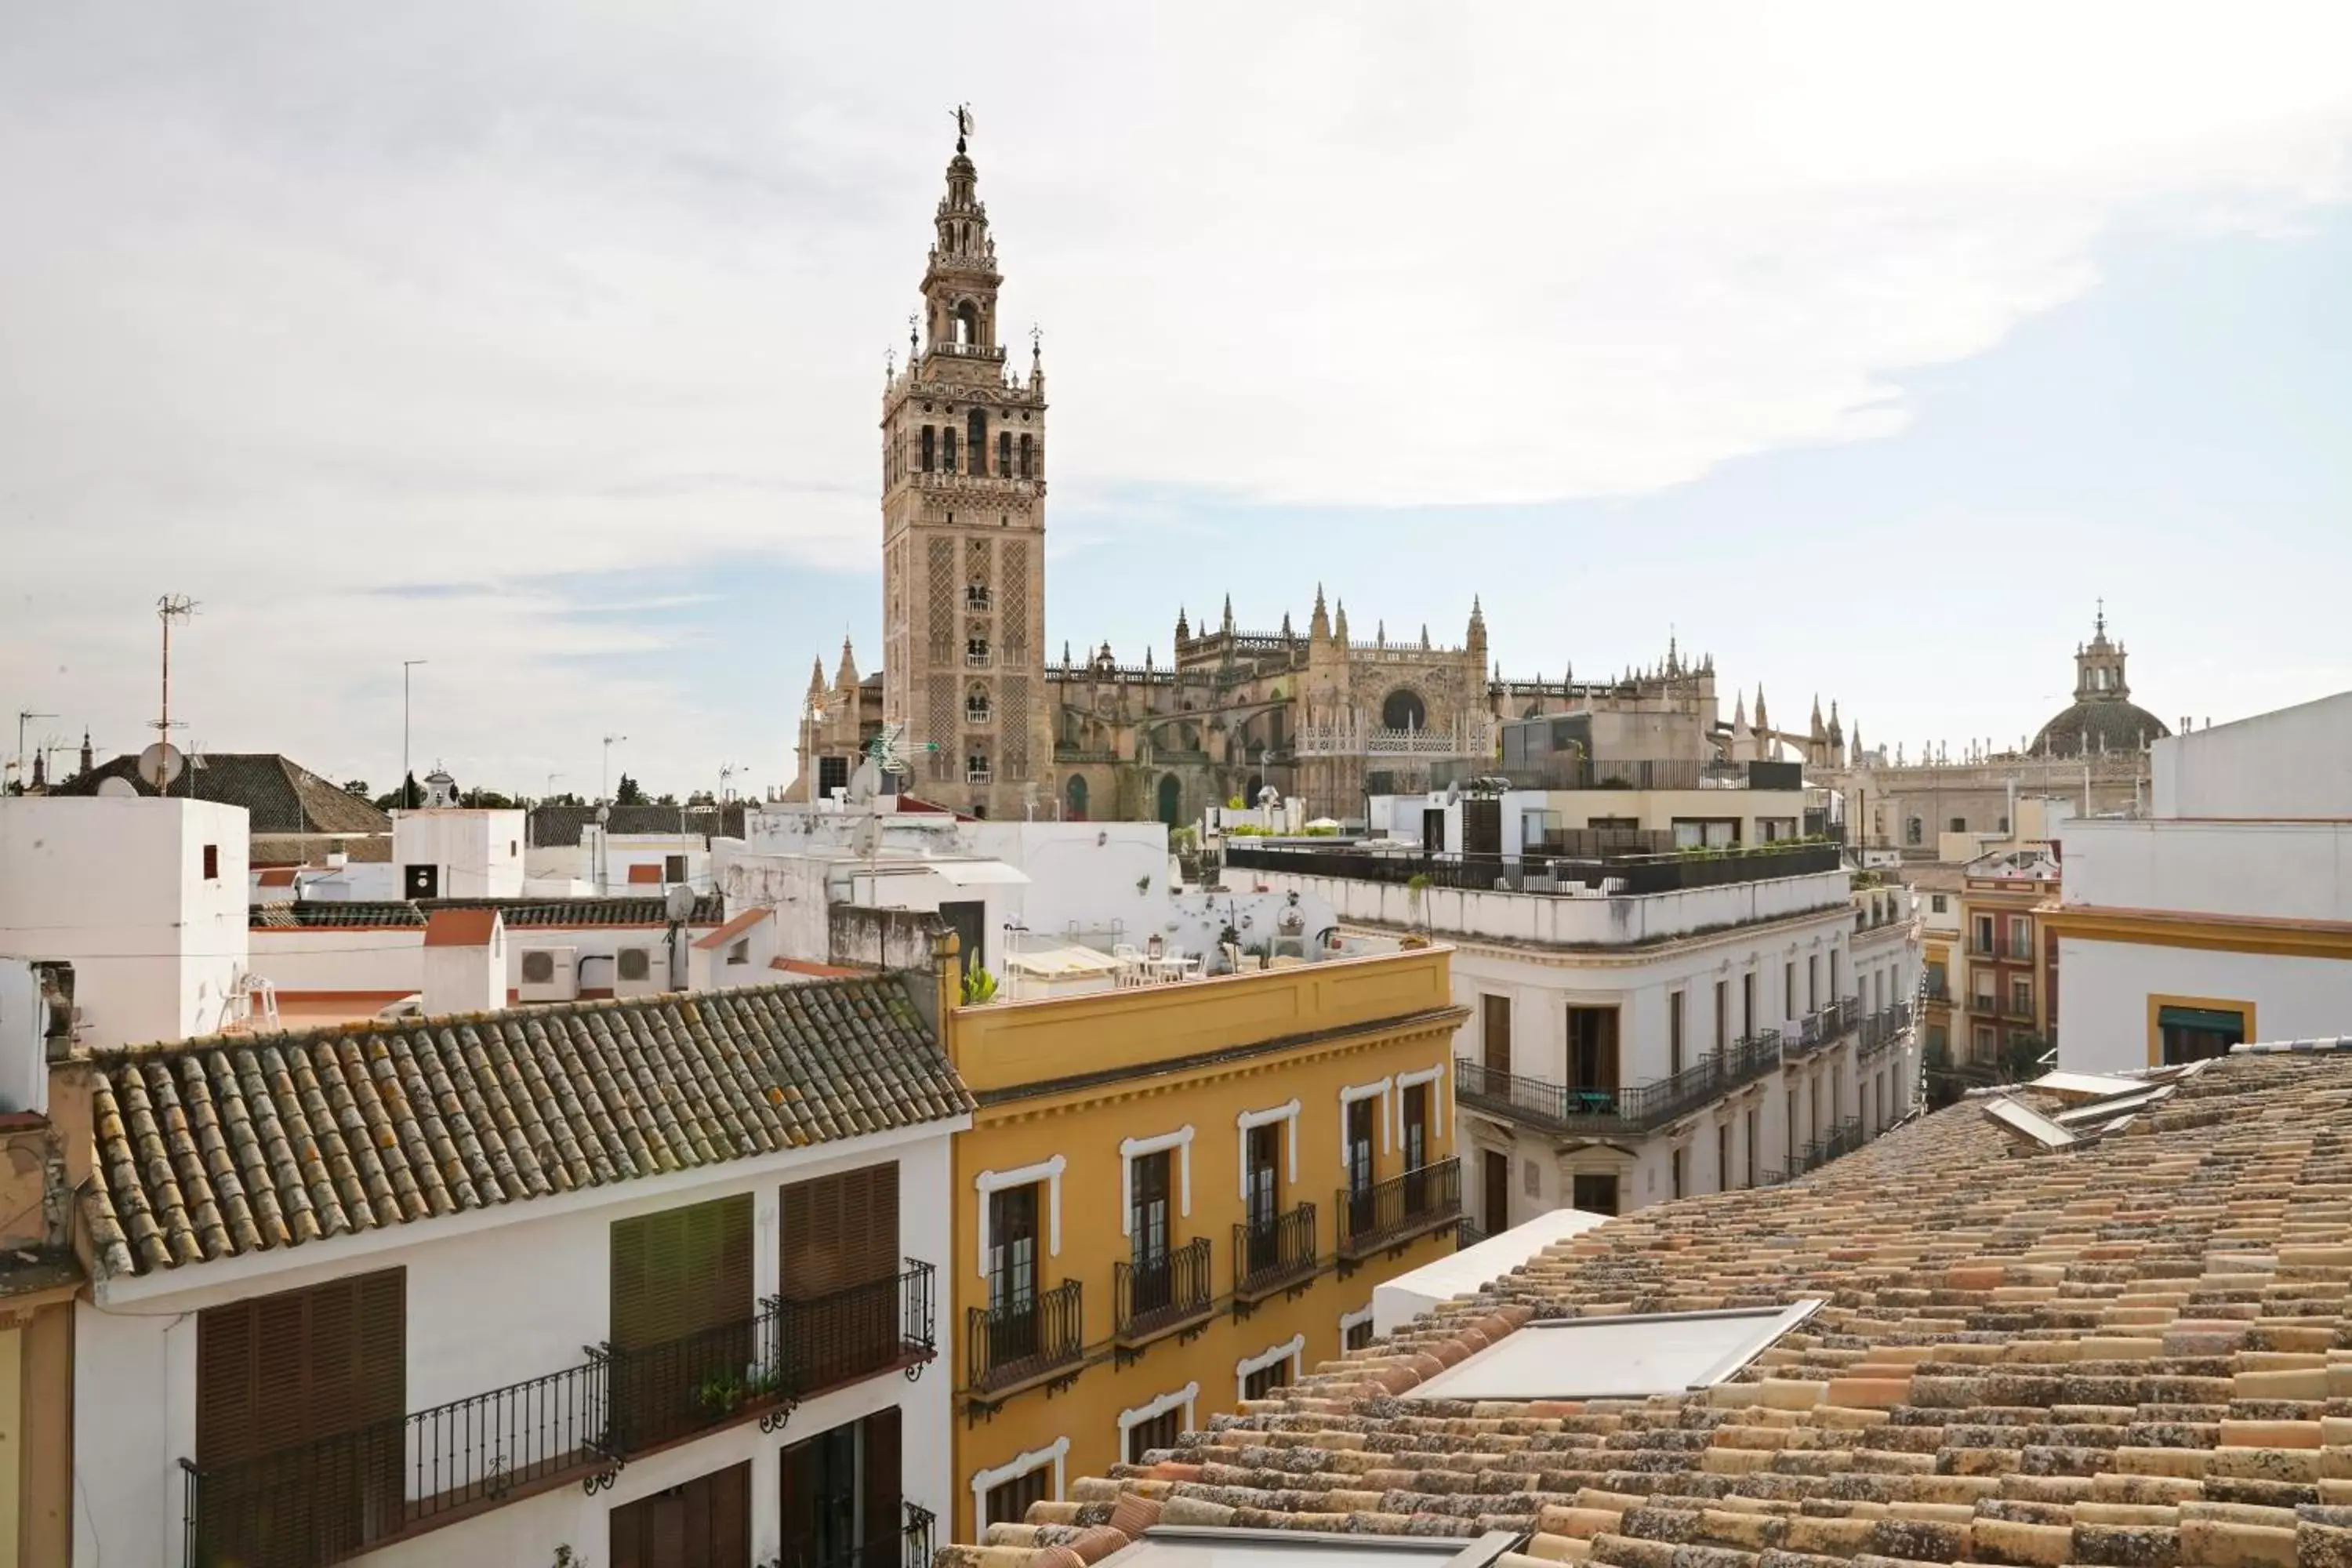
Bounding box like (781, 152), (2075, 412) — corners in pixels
(1857, 1002), (1913, 1061)
(1337, 1157), (1461, 1261)
(967, 1277), (1084, 1396)
(770, 1501), (938, 1568)
(1795, 1116), (1867, 1174)
(965, 586), (993, 612)
(1232, 1203), (1319, 1305)
(180, 1261), (938, 1568)
(1922, 976), (1952, 1004)
(1114, 1236), (1214, 1350)
(1455, 1033), (1783, 1138)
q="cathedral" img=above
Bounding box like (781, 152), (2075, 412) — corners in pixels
(793, 122), (1767, 823)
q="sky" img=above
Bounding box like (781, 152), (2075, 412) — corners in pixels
(3, 3), (2350, 798)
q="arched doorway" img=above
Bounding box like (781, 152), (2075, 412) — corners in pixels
(1381, 688), (1427, 731)
(1245, 773), (1264, 806)
(1156, 775), (1182, 828)
(1065, 775), (1088, 821)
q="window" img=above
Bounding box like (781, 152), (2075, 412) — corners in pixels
(942, 426), (959, 472)
(967, 582), (992, 610)
(968, 409), (988, 472)
(1972, 915), (1994, 955)
(983, 1464), (1051, 1531)
(2158, 1004), (2246, 1065)
(1668, 991), (1685, 1077)
(1343, 1316), (1374, 1352)
(1242, 1356), (1290, 1401)
(202, 844), (220, 880)
(1807, 956), (1819, 1012)
(664, 853), (688, 884)
(1565, 1007), (1619, 1092)
(1405, 1301), (1824, 1402)
(780, 1162), (902, 1385)
(1129, 1148), (1174, 1312)
(997, 430), (1012, 477)
(2010, 976), (2032, 1015)
(196, 1268), (406, 1565)
(1715, 1125), (1728, 1193)
(967, 688), (993, 722)
(611, 1195), (753, 1447)
(1479, 994), (1510, 1074)
(1344, 1096), (1377, 1198)
(779, 1408), (900, 1568)
(1926, 1023), (1948, 1054)
(1741, 972), (1755, 1039)
(1571, 1173), (1618, 1215)
(985, 1181), (1040, 1364)
(920, 426), (935, 470)
(1126, 1405), (1183, 1464)
(1931, 894), (1947, 913)
(1973, 1024), (1996, 1061)
(818, 755), (851, 798)
(1783, 963), (1795, 1018)
(1948, 817), (1966, 833)
(1671, 1145), (1686, 1200)
(967, 753), (991, 783)
(1744, 1109), (1758, 1187)
(2008, 916), (2031, 958)
(1998, 816), (2011, 833)
(727, 938), (750, 967)
(1713, 981), (1728, 1052)
(1018, 433), (1033, 478)
(1905, 817), (1923, 846)
(1672, 817), (1738, 848)
(967, 637), (990, 666)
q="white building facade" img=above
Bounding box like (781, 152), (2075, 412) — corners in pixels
(2051, 691), (2352, 1073)
(69, 977), (973, 1568)
(1232, 837), (1919, 1229)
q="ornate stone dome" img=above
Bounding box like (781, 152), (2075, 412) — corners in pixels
(2031, 608), (2169, 757)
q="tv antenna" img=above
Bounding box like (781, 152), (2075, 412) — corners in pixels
(12, 710), (53, 793)
(152, 595), (197, 746)
(718, 762), (739, 801)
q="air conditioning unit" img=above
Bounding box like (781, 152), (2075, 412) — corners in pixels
(613, 943), (666, 998)
(517, 946), (579, 1003)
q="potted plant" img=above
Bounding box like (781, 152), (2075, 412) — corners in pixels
(695, 1371), (745, 1415)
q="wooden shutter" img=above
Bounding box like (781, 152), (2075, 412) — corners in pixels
(862, 1406), (902, 1552)
(781, 1163), (900, 1300)
(612, 1194), (753, 1348)
(198, 1269), (407, 1465)
(779, 1433), (822, 1567)
(196, 1297), (259, 1466)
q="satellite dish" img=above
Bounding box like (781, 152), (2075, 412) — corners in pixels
(663, 884), (698, 922)
(847, 758), (882, 804)
(137, 742), (184, 790)
(594, 802), (612, 824)
(96, 776), (140, 798)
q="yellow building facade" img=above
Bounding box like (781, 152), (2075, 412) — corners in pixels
(939, 943), (1469, 1541)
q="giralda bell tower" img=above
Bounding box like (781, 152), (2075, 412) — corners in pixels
(878, 108), (1051, 817)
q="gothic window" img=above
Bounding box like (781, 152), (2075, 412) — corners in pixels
(967, 637), (990, 667)
(1065, 775), (1088, 821)
(997, 430), (1011, 477)
(942, 427), (959, 473)
(920, 426), (935, 472)
(967, 750), (990, 782)
(955, 300), (979, 345)
(1904, 817), (1923, 846)
(1381, 688), (1427, 732)
(1018, 434), (1033, 478)
(968, 409), (988, 473)
(966, 683), (992, 722)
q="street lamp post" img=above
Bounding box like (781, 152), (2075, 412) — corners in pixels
(600, 735), (627, 894)
(401, 660), (428, 808)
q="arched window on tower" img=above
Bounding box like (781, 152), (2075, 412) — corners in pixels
(942, 426), (959, 473)
(968, 410), (988, 474)
(955, 301), (979, 347)
(1018, 434), (1033, 478)
(997, 431), (1011, 477)
(920, 426), (935, 472)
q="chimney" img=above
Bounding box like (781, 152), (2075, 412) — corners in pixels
(422, 909), (506, 1014)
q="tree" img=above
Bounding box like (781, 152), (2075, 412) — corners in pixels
(614, 774), (646, 806)
(2003, 1032), (2052, 1083)
(372, 773), (422, 811)
(459, 787), (518, 808)
(343, 779), (371, 797)
(685, 789), (717, 808)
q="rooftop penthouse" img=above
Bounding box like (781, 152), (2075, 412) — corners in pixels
(1225, 838), (1848, 948)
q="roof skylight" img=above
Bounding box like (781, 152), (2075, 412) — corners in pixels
(1404, 1301), (1823, 1403)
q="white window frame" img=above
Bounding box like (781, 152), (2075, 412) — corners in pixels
(1338, 1301), (1375, 1348)
(1235, 1099), (1301, 1197)
(1116, 1380), (1200, 1461)
(1394, 1063), (1447, 1147)
(1120, 1126), (1195, 1236)
(1338, 1076), (1392, 1168)
(971, 1435), (1069, 1526)
(975, 1155), (1066, 1278)
(1236, 1332), (1306, 1404)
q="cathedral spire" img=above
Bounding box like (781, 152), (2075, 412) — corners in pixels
(1310, 583), (1330, 642)
(836, 635), (858, 689)
(1221, 593), (1234, 633)
(1334, 598), (1350, 644)
(1175, 604), (1190, 643)
(807, 657), (826, 699)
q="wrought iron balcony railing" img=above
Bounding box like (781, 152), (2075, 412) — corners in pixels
(179, 1261), (939, 1568)
(1454, 1031), (1782, 1138)
(1114, 1236), (1214, 1344)
(967, 1277), (1084, 1393)
(1338, 1156), (1461, 1258)
(1233, 1202), (1319, 1299)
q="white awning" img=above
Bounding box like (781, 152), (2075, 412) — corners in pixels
(1004, 943), (1120, 978)
(924, 858), (1033, 886)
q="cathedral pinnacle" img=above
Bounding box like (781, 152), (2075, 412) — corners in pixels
(1310, 584), (1330, 641)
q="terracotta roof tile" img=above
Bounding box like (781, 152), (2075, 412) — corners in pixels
(252, 895), (726, 930)
(694, 906), (773, 950)
(84, 977), (972, 1279)
(421, 908), (500, 947)
(952, 1052), (2352, 1566)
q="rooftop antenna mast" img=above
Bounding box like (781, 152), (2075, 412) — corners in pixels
(154, 595), (196, 744)
(12, 710), (54, 793)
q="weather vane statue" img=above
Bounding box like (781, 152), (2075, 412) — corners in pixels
(953, 103), (974, 148)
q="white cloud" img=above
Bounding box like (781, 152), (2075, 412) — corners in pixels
(2, 2), (2348, 788)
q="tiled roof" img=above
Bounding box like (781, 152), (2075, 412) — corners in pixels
(83, 976), (974, 1279)
(527, 803), (747, 848)
(56, 753), (393, 836)
(422, 909), (499, 947)
(250, 895), (727, 930)
(694, 906), (773, 950)
(953, 1051), (2352, 1568)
